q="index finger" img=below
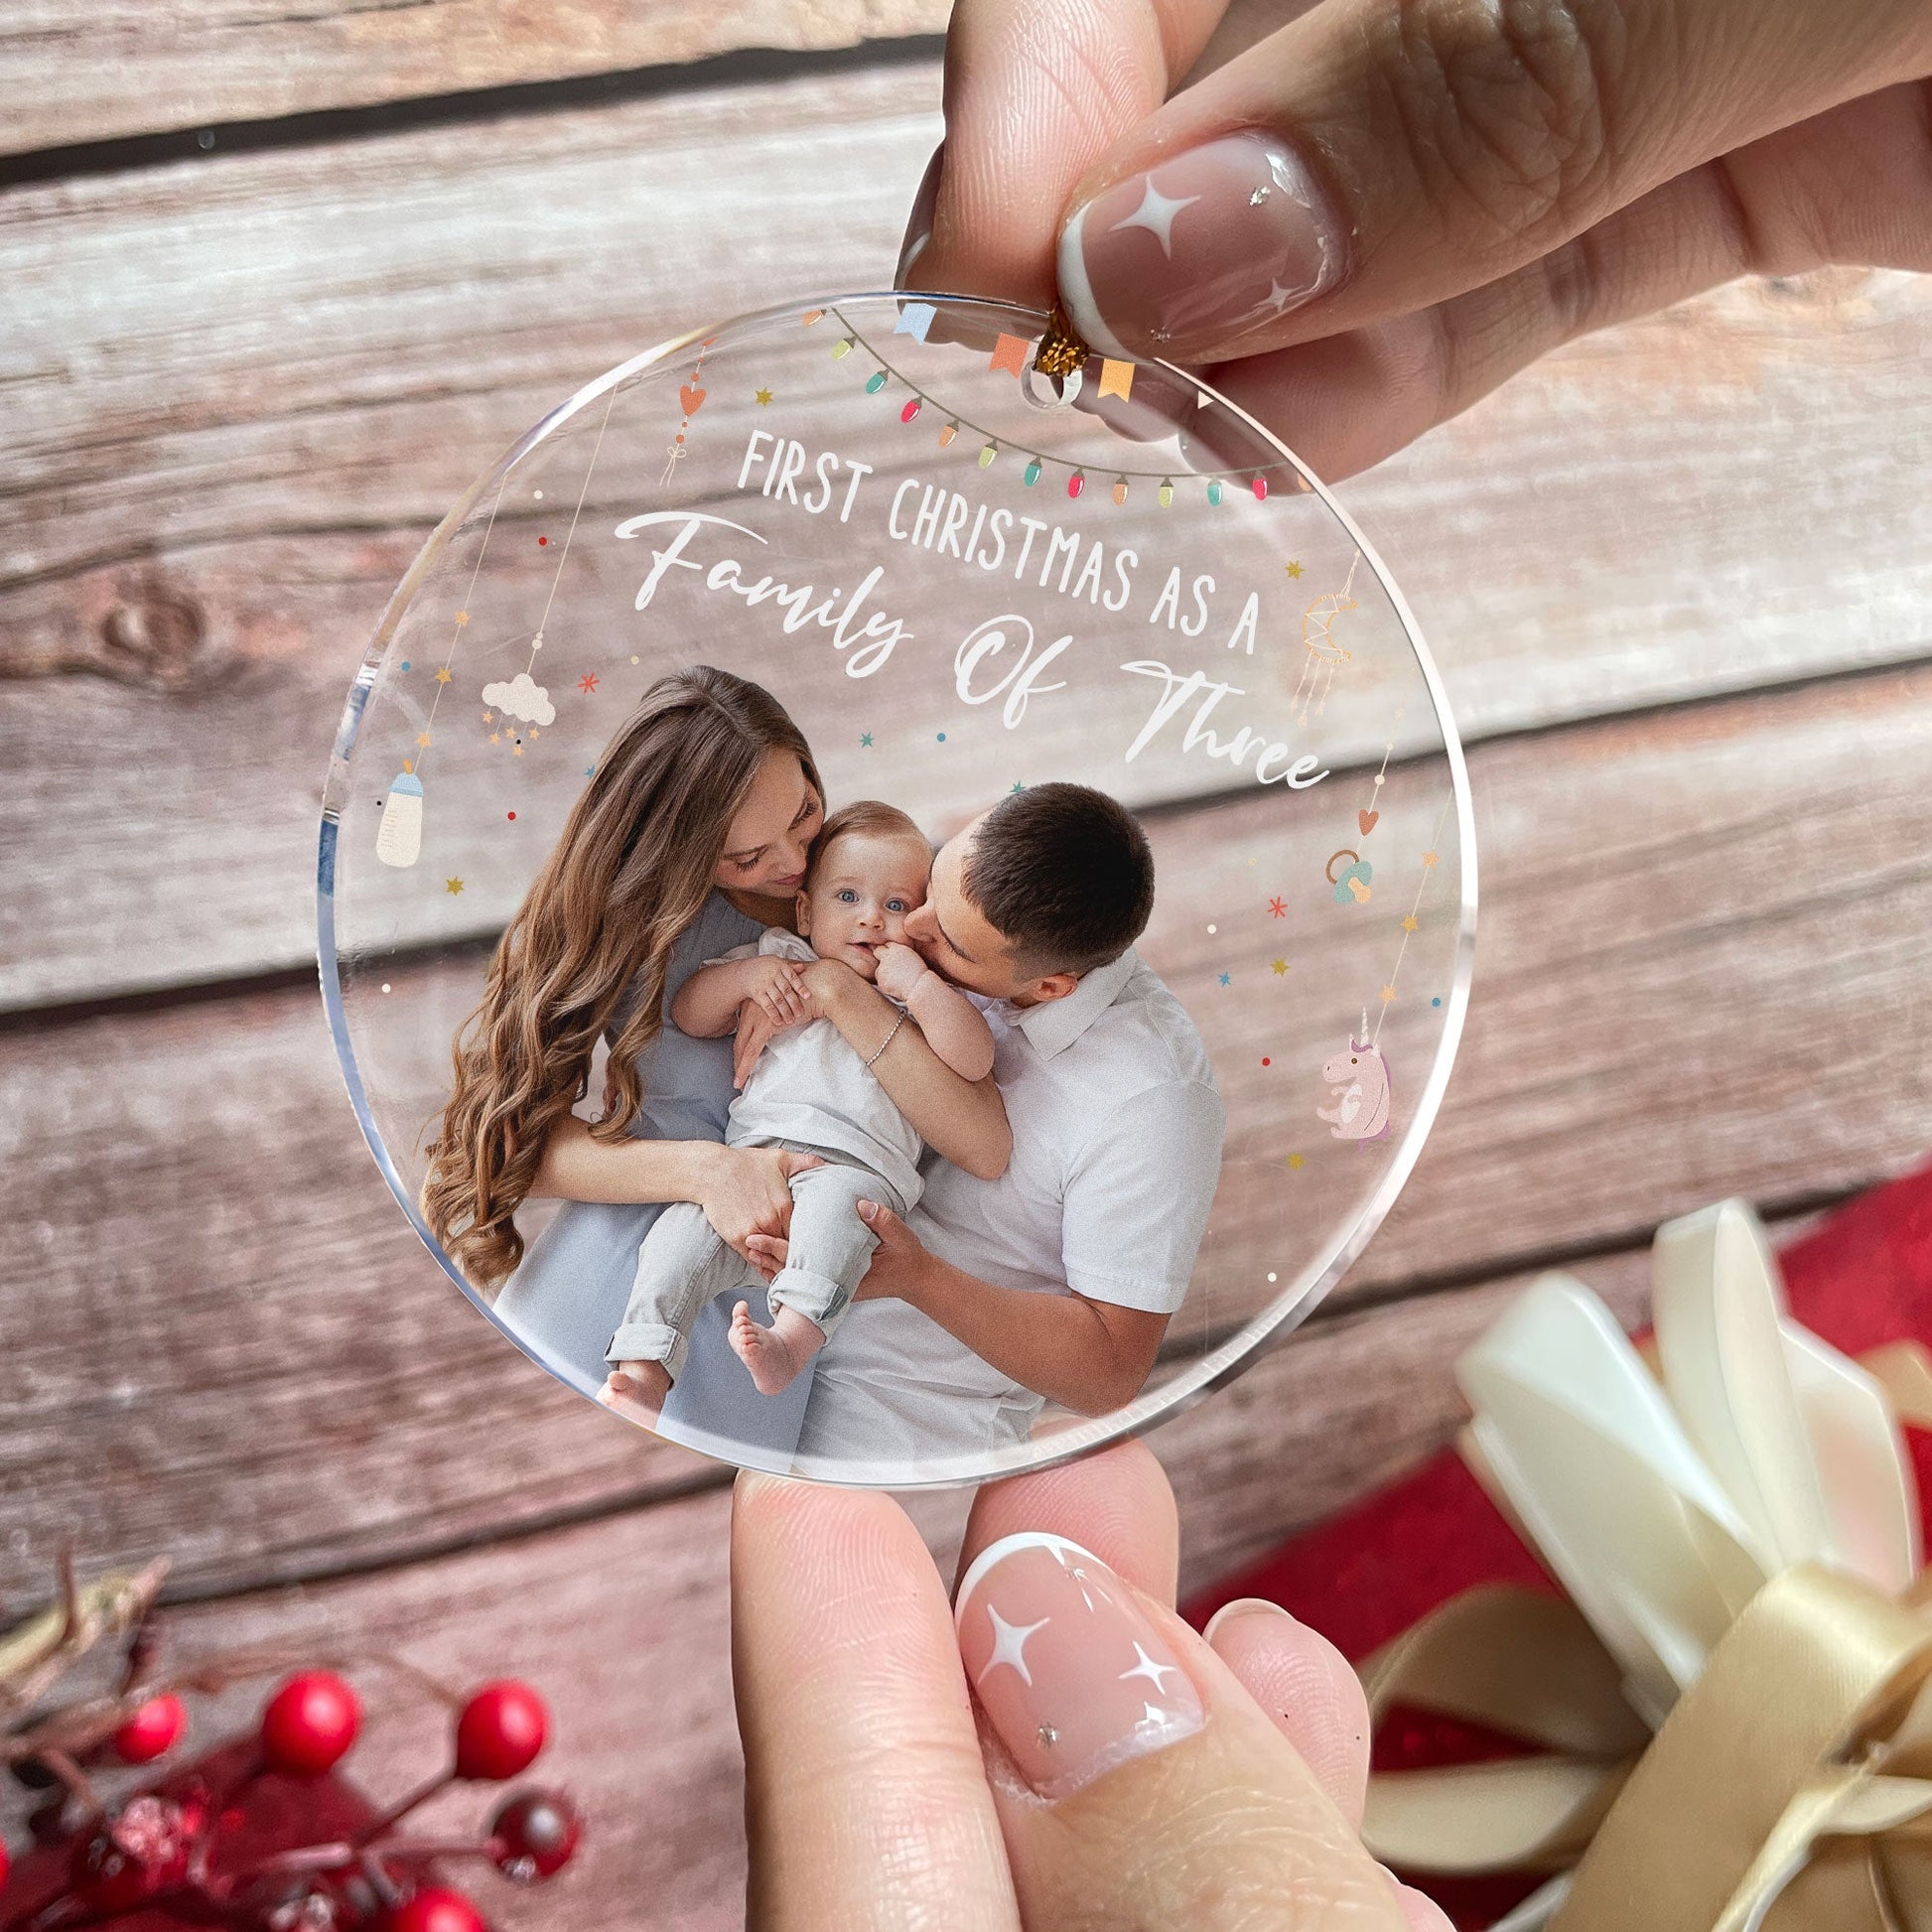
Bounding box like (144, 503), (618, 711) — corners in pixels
(733, 1474), (1018, 1932)
(906, 0), (1232, 307)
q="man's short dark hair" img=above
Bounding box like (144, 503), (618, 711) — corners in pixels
(963, 782), (1155, 977)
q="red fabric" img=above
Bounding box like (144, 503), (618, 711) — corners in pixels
(1181, 1157), (1932, 1928)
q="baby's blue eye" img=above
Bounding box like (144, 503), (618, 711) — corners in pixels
(836, 889), (857, 903)
(887, 898), (909, 913)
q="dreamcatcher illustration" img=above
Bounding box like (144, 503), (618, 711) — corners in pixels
(1292, 550), (1361, 725)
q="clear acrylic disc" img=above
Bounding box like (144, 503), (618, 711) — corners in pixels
(319, 291), (1476, 1486)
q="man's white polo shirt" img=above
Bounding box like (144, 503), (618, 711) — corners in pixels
(795, 947), (1226, 1475)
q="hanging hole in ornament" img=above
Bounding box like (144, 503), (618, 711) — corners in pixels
(1022, 358), (1082, 410)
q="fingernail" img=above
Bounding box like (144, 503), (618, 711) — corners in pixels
(896, 140), (944, 288)
(1057, 131), (1344, 361)
(1201, 1595), (1294, 1644)
(955, 1532), (1204, 1800)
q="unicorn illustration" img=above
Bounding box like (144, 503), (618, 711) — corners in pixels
(1317, 1038), (1393, 1145)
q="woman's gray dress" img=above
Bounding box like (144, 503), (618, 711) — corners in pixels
(493, 892), (815, 1464)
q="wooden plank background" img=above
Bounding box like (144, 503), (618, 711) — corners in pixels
(4, 9), (1929, 1925)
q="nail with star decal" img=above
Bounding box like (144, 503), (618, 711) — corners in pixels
(954, 1532), (1204, 1800)
(1056, 131), (1346, 362)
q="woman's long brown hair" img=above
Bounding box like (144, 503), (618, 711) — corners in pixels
(423, 665), (820, 1290)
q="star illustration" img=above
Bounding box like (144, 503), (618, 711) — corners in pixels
(1109, 179), (1200, 259)
(1268, 897), (1287, 918)
(435, 667), (452, 685)
(755, 386), (773, 406)
(483, 710), (493, 723)
(1261, 276), (1305, 314)
(445, 878), (464, 896)
(579, 673), (599, 695)
(489, 732), (500, 744)
(512, 744), (524, 758)
(1380, 985), (1398, 1004)
(1288, 1153), (1305, 1171)
(415, 732), (432, 749)
(454, 610), (470, 626)
(1403, 914), (1420, 932)
(1012, 780), (1025, 792)
(977, 1606), (1049, 1689)
(1271, 958), (1289, 976)
(1118, 1642), (1181, 1696)
(1218, 971), (1231, 987)
(1284, 561), (1305, 579)
(1423, 851), (1439, 868)
(860, 733), (874, 748)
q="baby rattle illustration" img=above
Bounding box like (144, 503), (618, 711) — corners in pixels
(1317, 1038), (1393, 1145)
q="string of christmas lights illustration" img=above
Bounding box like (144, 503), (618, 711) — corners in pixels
(821, 307), (1313, 507)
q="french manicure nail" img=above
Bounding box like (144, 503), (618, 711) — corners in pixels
(955, 1532), (1204, 1800)
(896, 141), (944, 288)
(1058, 131), (1345, 361)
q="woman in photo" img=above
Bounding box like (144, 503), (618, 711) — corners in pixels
(421, 664), (1010, 1457)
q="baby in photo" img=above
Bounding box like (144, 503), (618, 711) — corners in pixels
(602, 800), (1001, 1417)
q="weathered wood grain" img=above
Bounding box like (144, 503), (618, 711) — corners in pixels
(0, 0), (950, 160)
(4, 666), (1926, 1605)
(0, 1243), (1658, 1931)
(1, 52), (1926, 1002)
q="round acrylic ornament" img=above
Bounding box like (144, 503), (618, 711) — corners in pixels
(319, 291), (1476, 1487)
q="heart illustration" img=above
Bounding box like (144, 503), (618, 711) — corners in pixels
(679, 382), (708, 416)
(1358, 808), (1380, 836)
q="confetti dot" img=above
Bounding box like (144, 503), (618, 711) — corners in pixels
(1261, 1057), (1271, 1067)
(399, 660), (411, 671)
(936, 732), (947, 743)
(1432, 997), (1443, 1007)
(506, 811), (516, 821)
(538, 536), (548, 545)
(1206, 923), (1217, 935)
(631, 655), (639, 664)
(534, 489), (543, 499)
(1267, 1272), (1278, 1284)
(1373, 773), (1385, 786)
(380, 983), (391, 994)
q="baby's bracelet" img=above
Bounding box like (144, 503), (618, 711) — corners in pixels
(864, 1011), (907, 1068)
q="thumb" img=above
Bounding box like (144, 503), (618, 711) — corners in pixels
(1054, 0), (1931, 364)
(779, 1151), (826, 1179)
(857, 1198), (900, 1238)
(955, 1531), (1414, 1930)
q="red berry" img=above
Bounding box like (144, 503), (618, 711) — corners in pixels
(489, 1788), (582, 1880)
(261, 1670), (361, 1775)
(115, 1691), (189, 1764)
(383, 1887), (487, 1932)
(454, 1681), (547, 1781)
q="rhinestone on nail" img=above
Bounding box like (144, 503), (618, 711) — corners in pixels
(1037, 1724), (1058, 1747)
(1250, 184), (1272, 205)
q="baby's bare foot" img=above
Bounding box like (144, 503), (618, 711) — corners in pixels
(599, 1360), (671, 1426)
(728, 1300), (824, 1396)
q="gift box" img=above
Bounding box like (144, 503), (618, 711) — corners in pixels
(1185, 1159), (1932, 1931)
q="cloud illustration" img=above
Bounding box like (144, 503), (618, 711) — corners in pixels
(482, 672), (554, 726)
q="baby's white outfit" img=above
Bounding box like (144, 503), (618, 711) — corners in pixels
(607, 928), (920, 1381)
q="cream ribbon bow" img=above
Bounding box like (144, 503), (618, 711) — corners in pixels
(1358, 1199), (1932, 1932)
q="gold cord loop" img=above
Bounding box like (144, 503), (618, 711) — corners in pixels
(1034, 308), (1091, 378)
